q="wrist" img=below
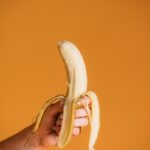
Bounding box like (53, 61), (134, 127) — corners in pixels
(24, 125), (44, 150)
(0, 124), (45, 150)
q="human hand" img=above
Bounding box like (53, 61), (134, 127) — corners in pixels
(34, 96), (91, 149)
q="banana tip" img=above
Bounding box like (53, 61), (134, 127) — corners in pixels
(57, 40), (68, 47)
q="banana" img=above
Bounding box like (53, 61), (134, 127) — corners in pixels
(32, 40), (100, 150)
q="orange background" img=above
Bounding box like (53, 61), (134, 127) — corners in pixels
(0, 0), (150, 150)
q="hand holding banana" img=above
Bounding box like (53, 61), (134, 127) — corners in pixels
(32, 40), (100, 150)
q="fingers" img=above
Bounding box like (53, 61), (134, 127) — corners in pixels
(77, 95), (91, 107)
(75, 109), (88, 118)
(58, 108), (88, 119)
(74, 118), (89, 127)
(52, 96), (91, 137)
(56, 117), (88, 127)
(72, 127), (81, 136)
(58, 95), (91, 119)
(52, 126), (81, 136)
(80, 95), (91, 105)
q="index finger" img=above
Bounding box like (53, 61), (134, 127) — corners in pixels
(76, 95), (91, 108)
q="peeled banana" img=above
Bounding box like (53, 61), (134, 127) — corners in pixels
(32, 40), (100, 150)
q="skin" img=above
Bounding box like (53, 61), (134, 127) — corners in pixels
(0, 96), (91, 150)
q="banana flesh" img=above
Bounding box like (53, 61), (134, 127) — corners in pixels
(32, 40), (100, 150)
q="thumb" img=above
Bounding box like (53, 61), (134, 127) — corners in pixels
(38, 99), (64, 129)
(48, 100), (64, 117)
